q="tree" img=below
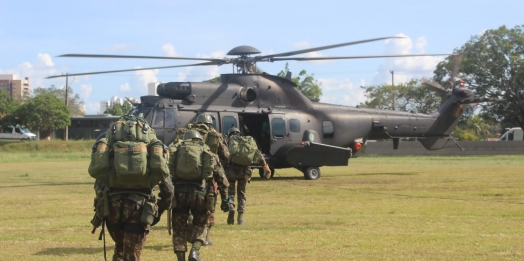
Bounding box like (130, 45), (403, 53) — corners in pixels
(433, 25), (524, 131)
(16, 93), (70, 138)
(0, 88), (20, 128)
(277, 63), (322, 102)
(104, 101), (134, 116)
(33, 85), (85, 116)
(359, 79), (444, 114)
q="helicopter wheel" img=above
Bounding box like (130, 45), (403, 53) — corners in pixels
(302, 167), (321, 180)
(258, 164), (275, 179)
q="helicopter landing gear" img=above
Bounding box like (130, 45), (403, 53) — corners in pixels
(258, 164), (275, 179)
(302, 167), (321, 180)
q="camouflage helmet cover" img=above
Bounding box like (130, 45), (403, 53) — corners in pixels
(196, 114), (213, 124)
(228, 127), (240, 136)
(183, 129), (203, 140)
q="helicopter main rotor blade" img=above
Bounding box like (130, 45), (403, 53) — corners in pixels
(271, 53), (451, 61)
(46, 61), (218, 79)
(423, 80), (448, 93)
(258, 36), (405, 59)
(59, 54), (226, 62)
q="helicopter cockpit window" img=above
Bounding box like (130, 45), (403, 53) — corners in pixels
(152, 110), (165, 128)
(222, 116), (237, 135)
(271, 118), (286, 138)
(322, 121), (334, 139)
(165, 109), (176, 128)
(289, 119), (300, 133)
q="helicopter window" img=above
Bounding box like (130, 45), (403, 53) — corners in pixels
(222, 116), (237, 135)
(165, 109), (176, 128)
(322, 121), (334, 139)
(271, 118), (286, 138)
(211, 116), (217, 130)
(289, 119), (300, 133)
(152, 110), (165, 127)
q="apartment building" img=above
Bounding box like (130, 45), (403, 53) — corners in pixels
(0, 74), (31, 102)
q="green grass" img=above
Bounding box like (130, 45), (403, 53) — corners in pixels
(1, 145), (523, 260)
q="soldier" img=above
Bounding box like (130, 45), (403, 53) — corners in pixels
(225, 127), (271, 225)
(169, 129), (229, 261)
(89, 119), (174, 261)
(186, 113), (230, 246)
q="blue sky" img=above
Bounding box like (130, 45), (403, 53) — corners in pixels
(1, 0), (522, 114)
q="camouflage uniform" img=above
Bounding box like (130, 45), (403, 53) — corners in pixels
(169, 130), (229, 261)
(182, 118), (230, 246)
(225, 128), (269, 225)
(94, 178), (174, 261)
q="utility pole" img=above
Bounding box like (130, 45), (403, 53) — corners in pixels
(65, 73), (69, 141)
(64, 74), (76, 141)
(390, 70), (395, 111)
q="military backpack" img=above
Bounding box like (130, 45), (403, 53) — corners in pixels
(228, 135), (259, 166)
(169, 140), (215, 182)
(88, 115), (170, 189)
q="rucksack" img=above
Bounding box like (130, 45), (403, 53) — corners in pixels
(170, 140), (214, 181)
(187, 123), (220, 153)
(88, 115), (170, 189)
(228, 135), (259, 166)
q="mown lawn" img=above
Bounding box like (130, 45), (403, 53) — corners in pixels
(0, 142), (523, 260)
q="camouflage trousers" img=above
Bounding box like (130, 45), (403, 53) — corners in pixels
(171, 186), (212, 252)
(104, 196), (150, 261)
(226, 165), (251, 213)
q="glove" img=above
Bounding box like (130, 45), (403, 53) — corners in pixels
(151, 209), (165, 226)
(263, 164), (271, 179)
(220, 198), (229, 212)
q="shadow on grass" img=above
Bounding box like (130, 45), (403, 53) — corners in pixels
(356, 172), (417, 176)
(35, 244), (173, 256)
(0, 181), (93, 189)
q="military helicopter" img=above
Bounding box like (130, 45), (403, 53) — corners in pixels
(48, 36), (485, 180)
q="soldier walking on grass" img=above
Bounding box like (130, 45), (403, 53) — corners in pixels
(169, 129), (230, 261)
(88, 115), (174, 261)
(225, 127), (271, 225)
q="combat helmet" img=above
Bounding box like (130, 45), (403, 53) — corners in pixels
(228, 127), (241, 137)
(196, 114), (213, 125)
(183, 129), (203, 140)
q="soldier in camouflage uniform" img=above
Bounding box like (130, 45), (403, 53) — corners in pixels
(184, 113), (230, 246)
(225, 127), (271, 225)
(94, 179), (173, 261)
(169, 129), (230, 261)
(91, 133), (174, 261)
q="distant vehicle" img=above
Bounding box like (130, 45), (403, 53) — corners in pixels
(0, 125), (37, 141)
(498, 127), (523, 141)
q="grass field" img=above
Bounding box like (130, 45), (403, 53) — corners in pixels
(1, 141), (523, 260)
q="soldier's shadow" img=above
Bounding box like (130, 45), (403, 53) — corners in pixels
(35, 244), (173, 255)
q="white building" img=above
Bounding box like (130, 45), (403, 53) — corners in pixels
(148, 82), (160, 96)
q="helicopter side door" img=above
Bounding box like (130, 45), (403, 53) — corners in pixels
(268, 113), (289, 155)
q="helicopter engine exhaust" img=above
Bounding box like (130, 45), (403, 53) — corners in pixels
(239, 87), (257, 103)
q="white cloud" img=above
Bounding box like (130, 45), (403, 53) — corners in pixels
(162, 43), (180, 56)
(79, 84), (92, 100)
(37, 54), (55, 67)
(120, 83), (130, 92)
(318, 77), (365, 106)
(135, 69), (158, 92)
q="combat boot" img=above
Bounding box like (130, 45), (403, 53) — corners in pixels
(237, 212), (244, 225)
(175, 251), (186, 261)
(188, 250), (201, 261)
(203, 225), (213, 246)
(227, 210), (235, 225)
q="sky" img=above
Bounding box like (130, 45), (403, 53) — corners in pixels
(1, 0), (522, 115)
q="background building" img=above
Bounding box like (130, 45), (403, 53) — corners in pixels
(148, 82), (160, 96)
(0, 74), (31, 102)
(98, 96), (126, 114)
